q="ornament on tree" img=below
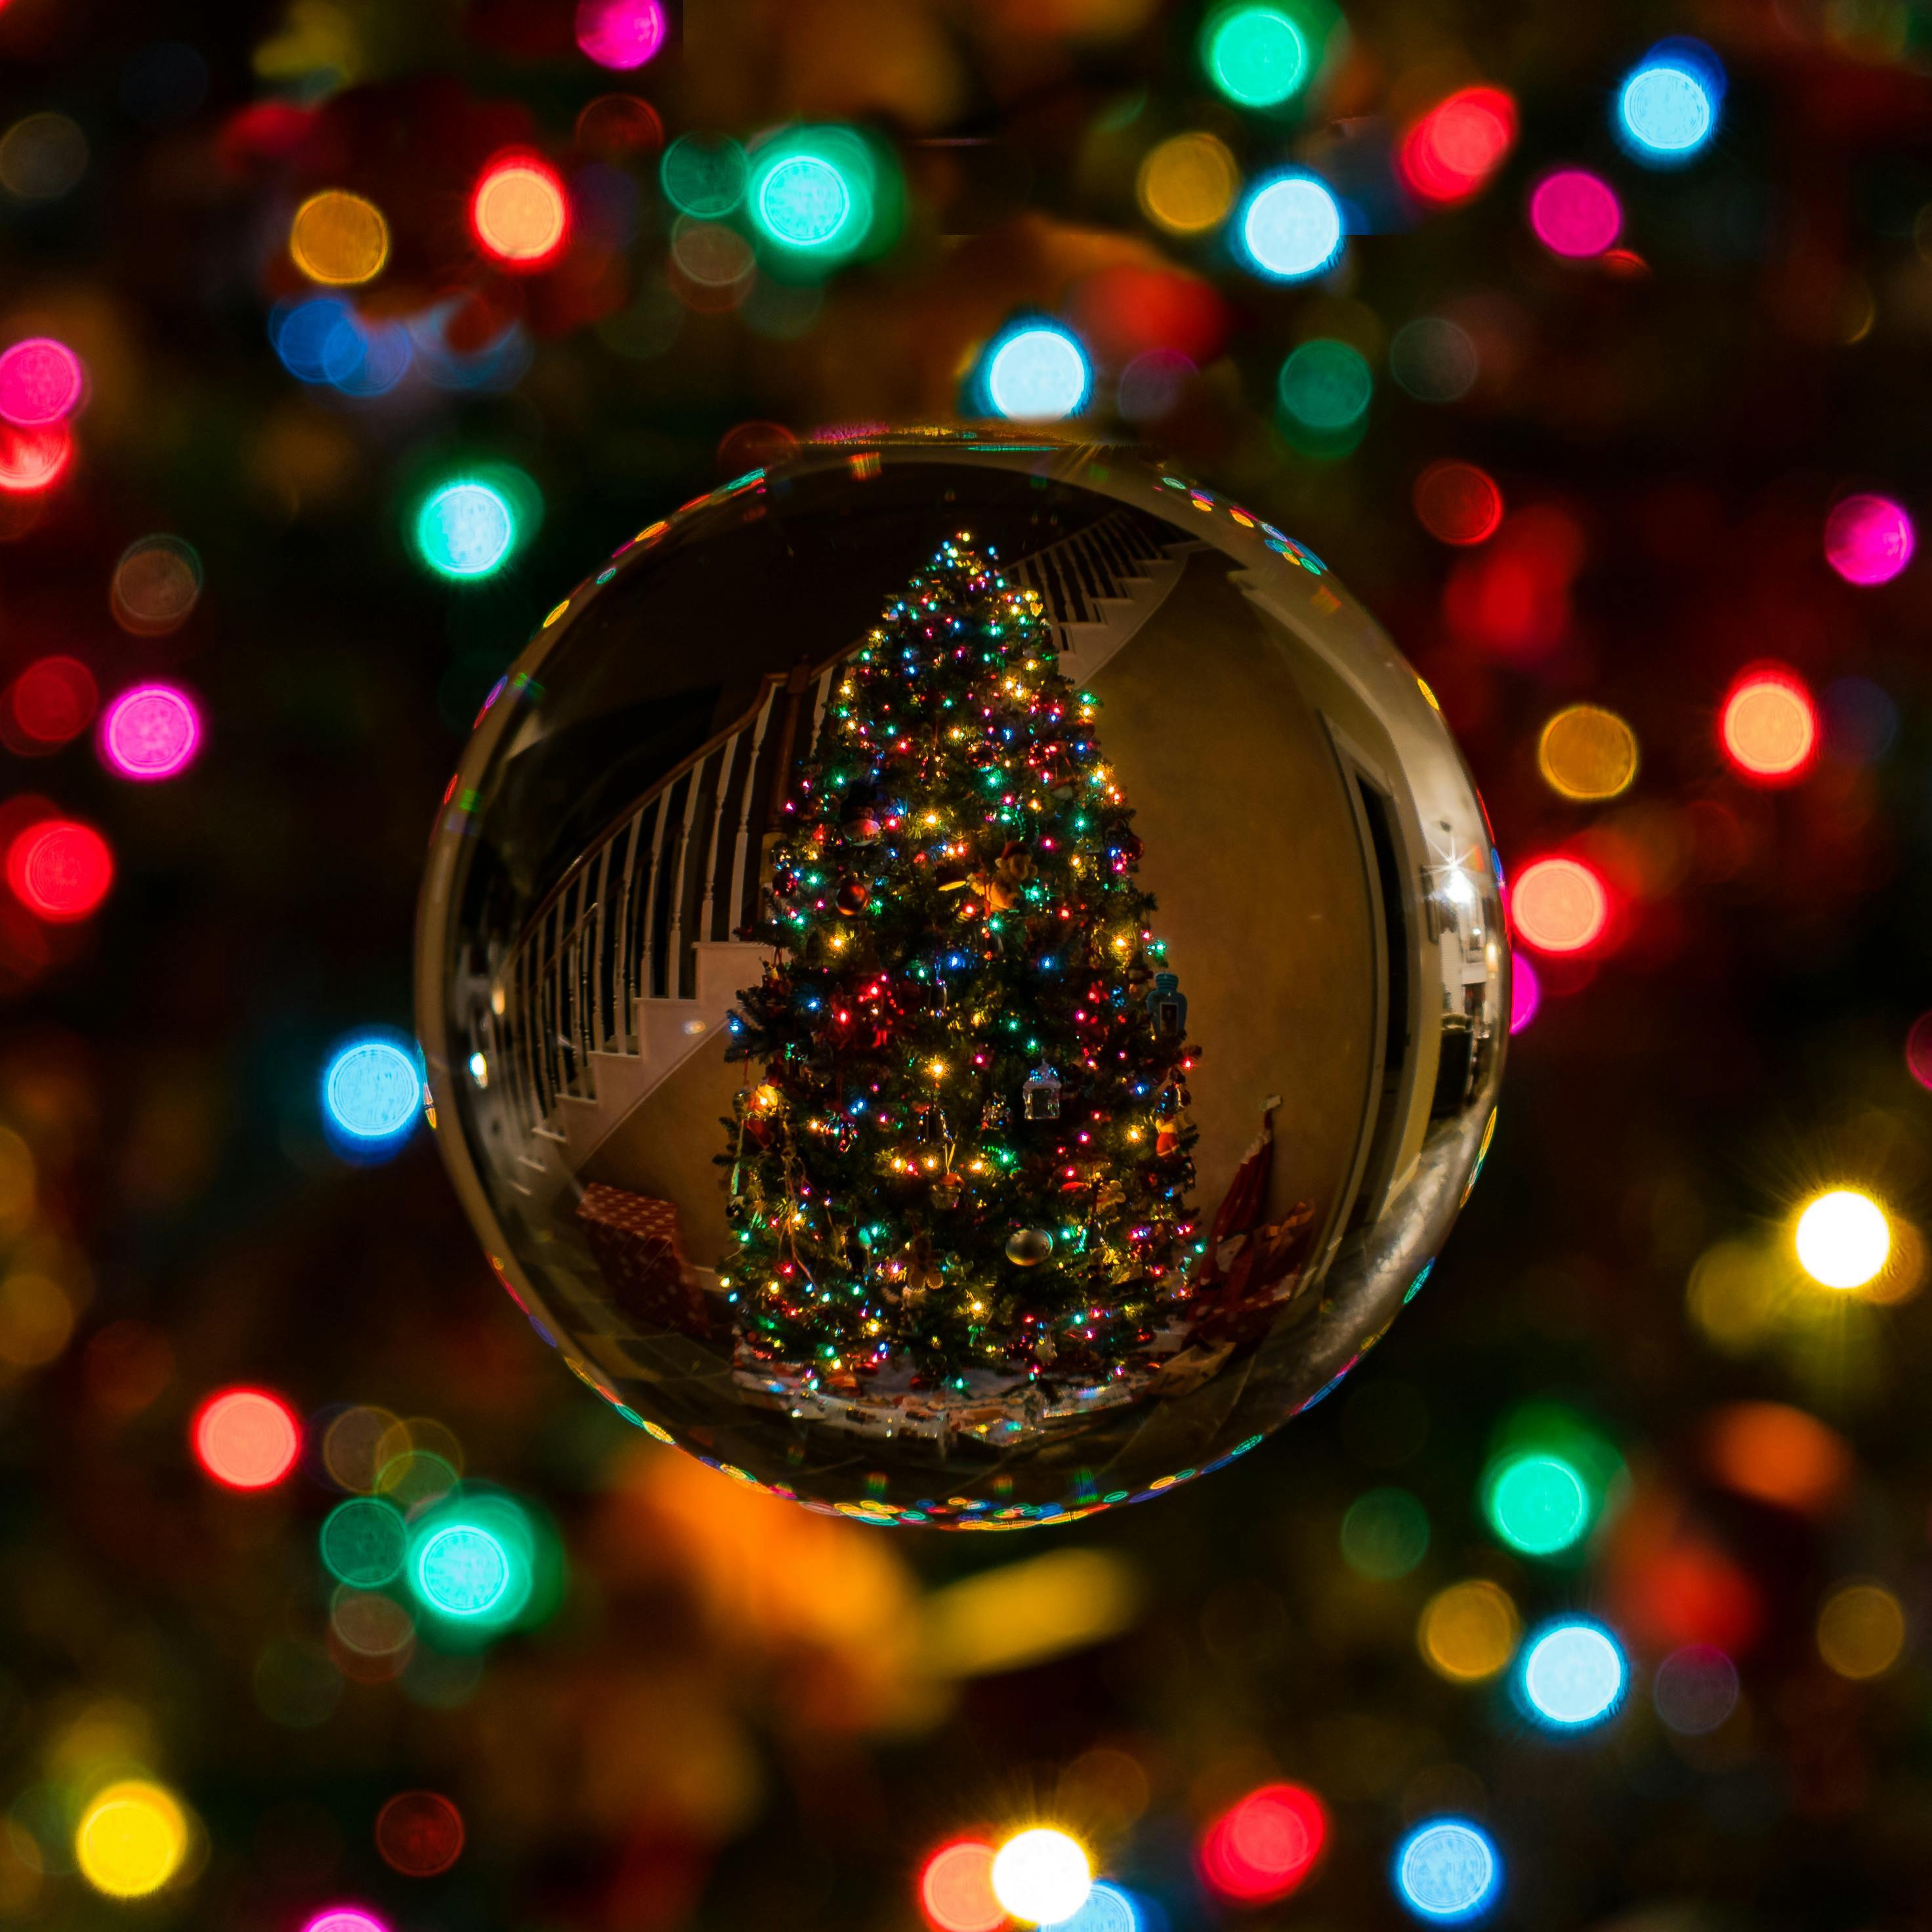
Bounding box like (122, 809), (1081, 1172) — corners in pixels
(420, 433), (1507, 1526)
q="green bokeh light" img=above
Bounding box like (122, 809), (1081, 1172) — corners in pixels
(1340, 1485), (1431, 1580)
(319, 1497), (407, 1587)
(411, 463), (540, 582)
(403, 1488), (561, 1643)
(1206, 5), (1310, 107)
(1279, 338), (1373, 431)
(660, 134), (747, 218)
(745, 126), (900, 272)
(415, 1524), (511, 1616)
(1485, 1453), (1588, 1555)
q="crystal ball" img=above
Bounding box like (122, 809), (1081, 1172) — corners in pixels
(416, 432), (1506, 1527)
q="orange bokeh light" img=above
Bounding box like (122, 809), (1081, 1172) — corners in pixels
(1704, 1402), (1852, 1518)
(1510, 855), (1609, 955)
(192, 1387), (301, 1490)
(0, 423), (72, 494)
(919, 1840), (1005, 1932)
(1720, 667), (1816, 784)
(471, 156), (570, 270)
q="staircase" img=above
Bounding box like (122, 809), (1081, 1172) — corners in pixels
(472, 510), (1198, 1219)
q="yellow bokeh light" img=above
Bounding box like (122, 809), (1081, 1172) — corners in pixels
(1536, 704), (1639, 801)
(1418, 1578), (1521, 1683)
(990, 1828), (1091, 1926)
(1136, 132), (1240, 236)
(74, 1782), (188, 1899)
(0, 1271), (73, 1367)
(1795, 1188), (1890, 1290)
(289, 189), (390, 286)
(1816, 1582), (1905, 1679)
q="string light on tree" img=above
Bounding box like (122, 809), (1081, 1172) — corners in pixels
(1794, 1188), (1890, 1290)
(989, 1828), (1091, 1925)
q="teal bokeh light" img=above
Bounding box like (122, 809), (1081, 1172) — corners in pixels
(1205, 6), (1309, 107)
(1484, 1453), (1587, 1555)
(415, 482), (514, 579)
(415, 1524), (511, 1616)
(746, 127), (892, 268)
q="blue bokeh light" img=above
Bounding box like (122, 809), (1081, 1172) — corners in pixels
(1041, 1881), (1139, 1932)
(1236, 171), (1344, 281)
(983, 323), (1091, 421)
(1393, 1819), (1502, 1923)
(1520, 1619), (1627, 1728)
(1615, 41), (1724, 163)
(322, 1037), (422, 1143)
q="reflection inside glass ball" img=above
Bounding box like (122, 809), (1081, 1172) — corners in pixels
(417, 434), (1505, 1525)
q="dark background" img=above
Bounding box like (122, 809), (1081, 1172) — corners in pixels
(1, 2), (1931, 1931)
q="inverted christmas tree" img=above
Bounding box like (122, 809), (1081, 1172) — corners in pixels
(721, 536), (1198, 1396)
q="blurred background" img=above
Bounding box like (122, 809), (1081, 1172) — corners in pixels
(1, 0), (1931, 1927)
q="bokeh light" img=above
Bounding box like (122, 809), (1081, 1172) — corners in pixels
(1393, 1819), (1500, 1922)
(1652, 1645), (1739, 1734)
(375, 1791), (465, 1876)
(10, 656), (96, 749)
(1519, 1620), (1626, 1728)
(661, 135), (748, 219)
(1278, 339), (1371, 432)
(74, 1782), (188, 1899)
(1040, 1881), (1137, 1932)
(1203, 7), (1308, 108)
(289, 190), (390, 285)
(1400, 88), (1517, 204)
(0, 337), (83, 425)
(303, 1908), (388, 1932)
(0, 113), (88, 200)
(1906, 1012), (1932, 1091)
(1705, 1401), (1852, 1514)
(1236, 171), (1343, 281)
(1340, 1486), (1430, 1578)
(7, 819), (114, 921)
(98, 683), (201, 782)
(745, 129), (882, 261)
(193, 1387), (301, 1490)
(1816, 1582), (1905, 1679)
(1794, 1188), (1889, 1290)
(1508, 954), (1539, 1035)
(1528, 170), (1621, 257)
(1199, 1784), (1326, 1902)
(1484, 1452), (1588, 1555)
(471, 156), (570, 269)
(110, 534), (202, 634)
(1823, 494), (1914, 585)
(983, 324), (1091, 423)
(755, 153), (850, 247)
(414, 1524), (511, 1616)
(0, 423), (73, 494)
(990, 1828), (1091, 1926)
(576, 94), (664, 158)
(1509, 856), (1608, 955)
(322, 1403), (404, 1491)
(1390, 317), (1479, 402)
(415, 480), (517, 579)
(576, 0), (665, 68)
(1616, 44), (1723, 163)
(1418, 1580), (1521, 1682)
(1720, 667), (1817, 782)
(919, 1839), (1005, 1932)
(320, 1497), (408, 1587)
(1414, 461), (1502, 545)
(324, 1038), (423, 1143)
(1137, 133), (1240, 236)
(1536, 704), (1638, 800)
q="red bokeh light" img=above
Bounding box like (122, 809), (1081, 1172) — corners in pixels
(1442, 505), (1584, 659)
(471, 154), (571, 270)
(6, 818), (114, 921)
(10, 656), (97, 748)
(1720, 666), (1817, 784)
(1414, 460), (1503, 545)
(191, 1387), (301, 1490)
(1509, 855), (1610, 956)
(1400, 87), (1518, 204)
(375, 1791), (466, 1876)
(0, 424), (72, 494)
(1200, 1784), (1328, 1904)
(918, 1839), (1005, 1932)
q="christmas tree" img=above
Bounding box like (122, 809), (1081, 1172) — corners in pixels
(721, 536), (1200, 1396)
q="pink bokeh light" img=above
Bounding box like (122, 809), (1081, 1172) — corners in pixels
(575, 0), (666, 70)
(1823, 494), (1914, 586)
(0, 338), (82, 426)
(99, 683), (201, 781)
(1906, 1013), (1932, 1091)
(1528, 169), (1622, 258)
(1510, 952), (1541, 1033)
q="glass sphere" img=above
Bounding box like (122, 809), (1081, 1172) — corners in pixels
(416, 432), (1506, 1527)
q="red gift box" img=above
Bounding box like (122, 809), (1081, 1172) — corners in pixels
(575, 1183), (713, 1341)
